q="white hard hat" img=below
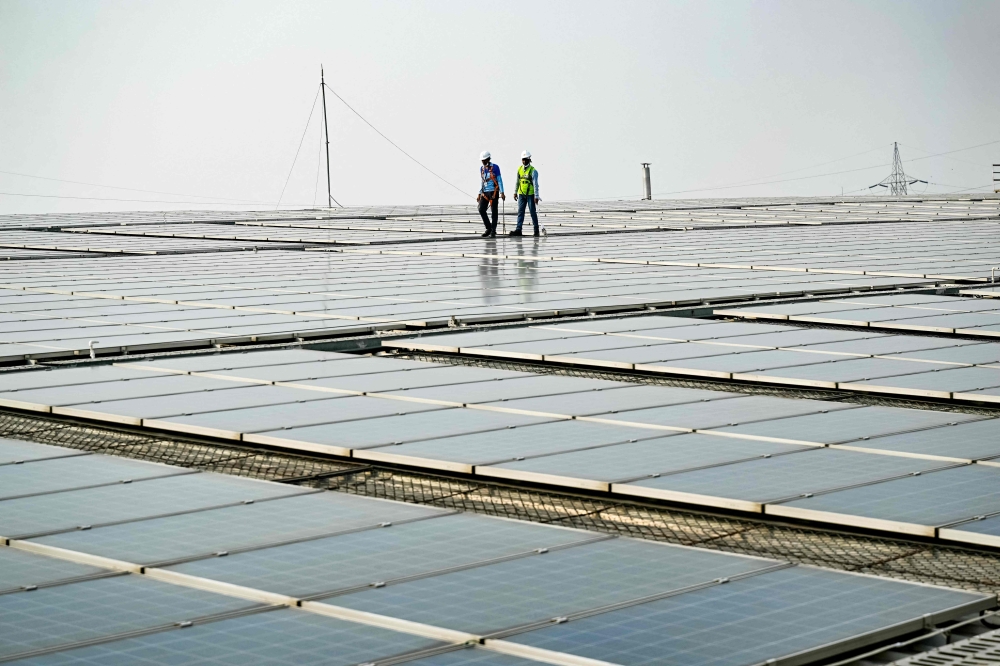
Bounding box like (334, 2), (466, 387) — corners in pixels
(480, 150), (491, 160)
(521, 150), (531, 159)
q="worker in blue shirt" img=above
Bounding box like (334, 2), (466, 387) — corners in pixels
(510, 150), (540, 236)
(477, 150), (504, 237)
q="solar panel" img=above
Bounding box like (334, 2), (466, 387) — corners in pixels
(0, 454), (182, 500)
(0, 575), (259, 660)
(942, 514), (1000, 548)
(605, 395), (843, 430)
(886, 343), (1000, 365)
(479, 433), (813, 490)
(249, 409), (557, 453)
(149, 395), (451, 440)
(382, 375), (632, 404)
(8, 609), (445, 666)
(771, 464), (1000, 536)
(32, 490), (446, 565)
(483, 385), (741, 417)
(328, 537), (777, 634)
(503, 565), (990, 666)
(57, 384), (335, 425)
(0, 472), (304, 539)
(839, 419), (1000, 461)
(167, 512), (601, 599)
(355, 420), (666, 473)
(709, 407), (983, 445)
(0, 374), (247, 412)
(616, 448), (950, 511)
(0, 365), (160, 394)
(0, 438), (83, 465)
(0, 547), (107, 593)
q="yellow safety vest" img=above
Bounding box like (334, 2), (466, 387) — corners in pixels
(517, 165), (536, 196)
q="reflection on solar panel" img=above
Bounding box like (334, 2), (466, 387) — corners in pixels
(1, 196), (998, 365)
(0, 438), (991, 665)
(387, 315), (1000, 403)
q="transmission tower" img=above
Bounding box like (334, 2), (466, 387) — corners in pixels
(869, 142), (926, 196)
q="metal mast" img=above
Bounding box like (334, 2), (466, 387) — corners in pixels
(320, 66), (333, 208)
(888, 142), (907, 196)
(870, 142), (925, 196)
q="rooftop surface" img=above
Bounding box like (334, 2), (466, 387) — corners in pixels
(1, 196), (1000, 666)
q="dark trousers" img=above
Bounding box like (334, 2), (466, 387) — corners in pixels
(478, 192), (498, 233)
(515, 194), (538, 231)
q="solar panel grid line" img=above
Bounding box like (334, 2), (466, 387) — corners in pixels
(0, 450), (91, 467)
(0, 569), (127, 597)
(359, 643), (490, 666)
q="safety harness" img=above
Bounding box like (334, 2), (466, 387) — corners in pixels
(481, 163), (499, 201)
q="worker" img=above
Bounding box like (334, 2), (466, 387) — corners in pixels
(510, 150), (540, 236)
(477, 151), (504, 237)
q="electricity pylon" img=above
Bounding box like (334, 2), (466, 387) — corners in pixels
(870, 142), (926, 196)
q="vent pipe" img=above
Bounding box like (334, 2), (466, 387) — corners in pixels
(641, 163), (651, 200)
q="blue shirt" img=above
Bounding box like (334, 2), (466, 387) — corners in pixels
(480, 163), (504, 194)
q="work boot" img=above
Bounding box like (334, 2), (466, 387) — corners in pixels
(509, 229), (522, 236)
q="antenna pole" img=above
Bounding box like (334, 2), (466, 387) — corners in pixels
(320, 66), (333, 208)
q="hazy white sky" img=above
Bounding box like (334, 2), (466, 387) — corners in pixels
(1, 0), (997, 213)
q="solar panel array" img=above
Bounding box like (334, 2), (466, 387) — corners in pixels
(2, 348), (998, 544)
(3, 196), (1000, 664)
(3, 195), (997, 230)
(0, 249), (934, 365)
(387, 313), (1000, 403)
(0, 436), (992, 666)
(40, 197), (1000, 246)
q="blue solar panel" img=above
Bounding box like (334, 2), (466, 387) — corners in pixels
(0, 454), (181, 500)
(620, 448), (947, 506)
(33, 490), (445, 565)
(11, 607), (441, 666)
(0, 575), (258, 659)
(0, 548), (106, 593)
(0, 472), (303, 539)
(329, 537), (776, 634)
(506, 565), (989, 666)
(167, 512), (599, 598)
(775, 465), (1000, 530)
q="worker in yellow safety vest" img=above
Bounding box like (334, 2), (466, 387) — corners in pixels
(510, 150), (540, 236)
